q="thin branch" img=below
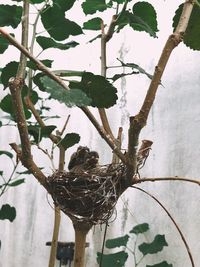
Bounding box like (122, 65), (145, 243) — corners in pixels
(10, 143), (47, 187)
(131, 186), (195, 267)
(24, 96), (59, 144)
(136, 177), (200, 186)
(127, 0), (195, 178)
(81, 107), (127, 164)
(99, 20), (116, 141)
(17, 0), (29, 79)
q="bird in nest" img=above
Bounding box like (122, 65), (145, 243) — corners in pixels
(68, 146), (100, 173)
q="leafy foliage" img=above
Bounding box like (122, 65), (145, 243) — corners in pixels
(82, 0), (108, 15)
(0, 204), (16, 222)
(83, 17), (102, 30)
(129, 222), (149, 234)
(173, 3), (200, 50)
(1, 61), (18, 89)
(146, 261), (173, 267)
(96, 251), (128, 267)
(40, 76), (92, 107)
(41, 5), (82, 41)
(0, 5), (22, 28)
(36, 36), (79, 51)
(28, 125), (57, 143)
(97, 223), (172, 267)
(60, 133), (80, 150)
(106, 235), (129, 248)
(69, 72), (118, 108)
(138, 234), (168, 256)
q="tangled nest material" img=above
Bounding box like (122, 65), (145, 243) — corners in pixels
(46, 163), (127, 225)
(46, 141), (153, 226)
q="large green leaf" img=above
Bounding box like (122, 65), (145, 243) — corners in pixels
(0, 204), (16, 222)
(1, 61), (18, 89)
(69, 72), (118, 108)
(129, 223), (149, 234)
(173, 4), (200, 50)
(83, 17), (102, 30)
(82, 0), (108, 15)
(36, 36), (79, 50)
(53, 0), (76, 11)
(40, 75), (92, 107)
(41, 5), (82, 41)
(0, 5), (22, 28)
(106, 235), (129, 248)
(139, 235), (168, 256)
(132, 1), (158, 37)
(60, 133), (80, 150)
(146, 261), (173, 267)
(96, 251), (128, 267)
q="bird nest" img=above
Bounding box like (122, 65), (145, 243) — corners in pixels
(46, 164), (127, 225)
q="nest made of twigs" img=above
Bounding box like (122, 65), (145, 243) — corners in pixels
(46, 164), (127, 225)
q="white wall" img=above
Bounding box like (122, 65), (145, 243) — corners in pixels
(1, 1), (200, 267)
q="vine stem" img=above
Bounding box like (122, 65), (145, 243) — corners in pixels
(131, 186), (195, 267)
(136, 177), (200, 186)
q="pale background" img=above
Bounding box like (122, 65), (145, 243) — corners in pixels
(0, 1), (200, 266)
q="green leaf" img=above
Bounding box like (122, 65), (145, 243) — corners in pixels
(41, 5), (82, 41)
(146, 261), (173, 267)
(130, 223), (149, 234)
(0, 86), (35, 120)
(36, 36), (79, 50)
(82, 0), (108, 15)
(52, 70), (84, 77)
(41, 125), (57, 137)
(53, 0), (76, 11)
(0, 34), (13, 54)
(33, 73), (46, 91)
(60, 133), (80, 150)
(96, 251), (128, 267)
(40, 75), (92, 107)
(106, 235), (129, 248)
(8, 178), (25, 187)
(173, 4), (200, 50)
(0, 150), (13, 159)
(132, 2), (158, 37)
(0, 5), (22, 28)
(30, 0), (45, 3)
(139, 235), (168, 256)
(28, 125), (56, 143)
(1, 61), (18, 88)
(83, 17), (102, 30)
(27, 59), (53, 70)
(0, 204), (16, 222)
(69, 72), (118, 108)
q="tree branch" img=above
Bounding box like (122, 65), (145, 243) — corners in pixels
(127, 0), (195, 177)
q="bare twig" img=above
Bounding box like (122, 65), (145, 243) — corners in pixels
(136, 177), (200, 186)
(127, 0), (195, 179)
(131, 186), (195, 267)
